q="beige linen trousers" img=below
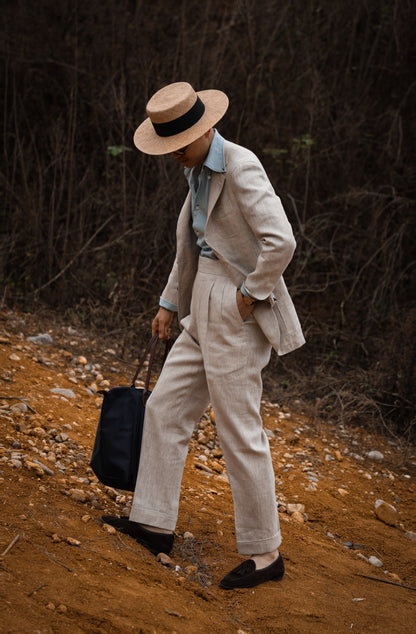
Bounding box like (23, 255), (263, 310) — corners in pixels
(130, 257), (281, 555)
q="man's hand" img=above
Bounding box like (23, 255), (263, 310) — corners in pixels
(236, 289), (255, 321)
(152, 307), (174, 340)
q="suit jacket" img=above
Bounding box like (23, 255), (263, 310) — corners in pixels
(161, 139), (305, 356)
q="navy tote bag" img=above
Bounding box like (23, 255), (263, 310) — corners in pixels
(90, 334), (171, 491)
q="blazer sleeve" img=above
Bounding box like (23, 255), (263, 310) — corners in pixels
(228, 158), (296, 300)
(160, 255), (179, 309)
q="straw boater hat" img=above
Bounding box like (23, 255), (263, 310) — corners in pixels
(133, 82), (229, 155)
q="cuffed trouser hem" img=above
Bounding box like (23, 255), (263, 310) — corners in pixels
(237, 531), (282, 555)
(129, 505), (177, 532)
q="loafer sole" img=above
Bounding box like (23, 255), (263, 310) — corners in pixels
(219, 569), (284, 589)
(101, 516), (174, 555)
(219, 554), (285, 589)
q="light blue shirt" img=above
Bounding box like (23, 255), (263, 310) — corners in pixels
(159, 130), (257, 312)
(160, 130), (226, 312)
(184, 129), (226, 259)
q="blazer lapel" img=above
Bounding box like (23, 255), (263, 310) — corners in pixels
(176, 191), (193, 251)
(207, 172), (226, 220)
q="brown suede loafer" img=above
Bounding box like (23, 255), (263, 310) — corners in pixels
(101, 516), (174, 555)
(219, 553), (285, 589)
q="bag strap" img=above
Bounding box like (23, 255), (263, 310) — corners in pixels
(131, 334), (172, 403)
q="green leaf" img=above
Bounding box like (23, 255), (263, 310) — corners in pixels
(107, 145), (132, 157)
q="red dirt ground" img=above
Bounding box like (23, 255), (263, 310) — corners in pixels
(0, 310), (415, 633)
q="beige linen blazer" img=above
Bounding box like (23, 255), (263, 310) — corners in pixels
(161, 139), (305, 356)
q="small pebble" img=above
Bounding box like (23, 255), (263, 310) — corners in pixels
(287, 503), (305, 515)
(69, 489), (87, 503)
(183, 531), (194, 540)
(103, 524), (116, 534)
(291, 511), (304, 523)
(157, 552), (174, 567)
(185, 564), (197, 576)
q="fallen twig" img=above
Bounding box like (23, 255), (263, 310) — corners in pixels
(0, 534), (20, 557)
(0, 413), (15, 424)
(42, 550), (73, 572)
(0, 396), (37, 413)
(165, 609), (184, 618)
(27, 583), (46, 597)
(358, 573), (416, 591)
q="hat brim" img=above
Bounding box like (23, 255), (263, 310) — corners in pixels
(133, 89), (229, 155)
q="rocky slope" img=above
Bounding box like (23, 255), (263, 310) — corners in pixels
(0, 310), (415, 633)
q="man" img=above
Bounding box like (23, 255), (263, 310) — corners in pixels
(103, 82), (305, 589)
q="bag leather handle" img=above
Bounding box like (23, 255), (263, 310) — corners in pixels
(131, 334), (172, 403)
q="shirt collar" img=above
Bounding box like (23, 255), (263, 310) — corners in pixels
(204, 129), (226, 173)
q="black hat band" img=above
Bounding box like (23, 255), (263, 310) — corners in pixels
(152, 97), (206, 138)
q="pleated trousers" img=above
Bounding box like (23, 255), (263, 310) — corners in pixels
(130, 257), (281, 554)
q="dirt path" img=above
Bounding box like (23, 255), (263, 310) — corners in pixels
(0, 310), (415, 633)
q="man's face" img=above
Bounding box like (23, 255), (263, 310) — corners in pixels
(171, 129), (214, 168)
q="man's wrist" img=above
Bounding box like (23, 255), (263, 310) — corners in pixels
(240, 284), (258, 306)
(159, 297), (178, 312)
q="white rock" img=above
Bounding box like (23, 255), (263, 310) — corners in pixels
(374, 500), (398, 526)
(10, 402), (28, 414)
(69, 489), (87, 503)
(55, 433), (70, 443)
(50, 388), (76, 399)
(287, 503), (305, 515)
(404, 531), (416, 541)
(368, 556), (383, 568)
(367, 450), (384, 461)
(27, 333), (53, 345)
